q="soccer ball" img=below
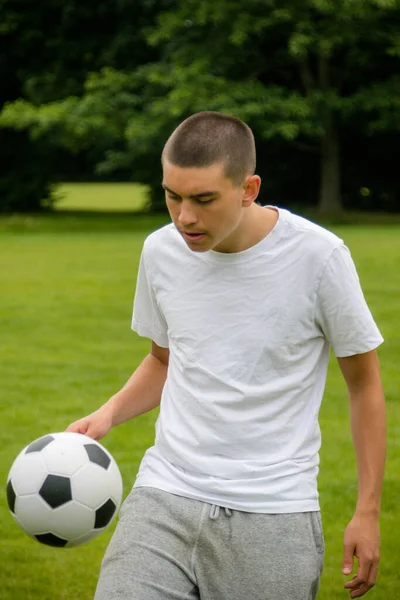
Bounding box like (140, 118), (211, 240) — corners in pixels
(6, 432), (123, 548)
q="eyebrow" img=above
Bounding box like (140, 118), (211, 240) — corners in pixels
(162, 184), (219, 199)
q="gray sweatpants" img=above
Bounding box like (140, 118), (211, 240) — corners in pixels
(95, 487), (324, 600)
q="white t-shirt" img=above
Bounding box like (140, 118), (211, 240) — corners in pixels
(131, 207), (383, 513)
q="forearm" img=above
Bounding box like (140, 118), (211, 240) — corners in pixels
(99, 353), (168, 426)
(349, 382), (386, 516)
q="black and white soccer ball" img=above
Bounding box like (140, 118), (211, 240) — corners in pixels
(6, 432), (123, 548)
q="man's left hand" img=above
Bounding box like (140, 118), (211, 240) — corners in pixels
(342, 513), (380, 598)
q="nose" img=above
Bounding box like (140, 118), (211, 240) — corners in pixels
(177, 200), (198, 227)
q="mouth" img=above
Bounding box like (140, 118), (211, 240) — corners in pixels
(181, 231), (206, 242)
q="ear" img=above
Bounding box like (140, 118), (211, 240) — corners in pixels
(242, 175), (261, 207)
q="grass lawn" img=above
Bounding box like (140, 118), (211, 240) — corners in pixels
(1, 196), (399, 599)
(55, 183), (149, 212)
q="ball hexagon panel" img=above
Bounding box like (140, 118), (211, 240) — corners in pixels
(67, 529), (103, 548)
(59, 432), (92, 446)
(9, 511), (26, 535)
(14, 494), (95, 541)
(106, 457), (124, 504)
(47, 502), (95, 540)
(39, 474), (72, 508)
(9, 452), (48, 496)
(41, 439), (89, 476)
(71, 461), (123, 510)
(15, 495), (56, 535)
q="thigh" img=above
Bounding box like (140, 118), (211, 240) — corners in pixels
(196, 511), (324, 600)
(95, 487), (201, 600)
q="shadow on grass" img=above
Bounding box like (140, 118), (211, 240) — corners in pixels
(288, 207), (400, 226)
(1, 207), (400, 235)
(0, 210), (171, 234)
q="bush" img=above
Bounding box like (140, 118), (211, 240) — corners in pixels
(0, 130), (56, 213)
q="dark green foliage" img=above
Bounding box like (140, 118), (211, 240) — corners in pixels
(0, 130), (55, 213)
(0, 0), (171, 212)
(1, 0), (400, 212)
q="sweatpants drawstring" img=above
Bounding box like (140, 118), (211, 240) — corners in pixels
(209, 505), (233, 520)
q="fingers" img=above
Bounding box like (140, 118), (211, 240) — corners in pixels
(344, 557), (379, 598)
(344, 562), (369, 591)
(342, 542), (355, 577)
(85, 426), (102, 440)
(66, 420), (90, 435)
(66, 419), (101, 438)
(66, 418), (108, 440)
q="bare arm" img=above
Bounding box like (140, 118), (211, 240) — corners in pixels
(67, 341), (169, 439)
(103, 341), (169, 426)
(337, 349), (386, 598)
(339, 350), (386, 516)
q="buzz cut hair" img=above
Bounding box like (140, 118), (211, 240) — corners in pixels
(162, 111), (256, 186)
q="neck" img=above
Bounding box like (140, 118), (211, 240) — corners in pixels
(216, 205), (278, 253)
(237, 204), (278, 251)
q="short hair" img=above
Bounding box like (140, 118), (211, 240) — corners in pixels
(162, 111), (256, 185)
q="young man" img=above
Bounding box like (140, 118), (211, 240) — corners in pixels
(67, 112), (386, 600)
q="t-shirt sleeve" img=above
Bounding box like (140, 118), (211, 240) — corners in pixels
(131, 246), (169, 348)
(315, 243), (383, 357)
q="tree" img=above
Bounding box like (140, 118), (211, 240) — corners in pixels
(2, 0), (400, 212)
(127, 0), (400, 213)
(0, 0), (172, 212)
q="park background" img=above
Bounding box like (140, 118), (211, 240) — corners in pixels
(1, 1), (399, 598)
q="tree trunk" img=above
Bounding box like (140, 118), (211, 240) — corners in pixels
(318, 118), (342, 214)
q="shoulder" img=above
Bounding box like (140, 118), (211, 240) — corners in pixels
(142, 223), (180, 258)
(280, 208), (342, 247)
(141, 223), (193, 277)
(143, 223), (177, 248)
(277, 207), (344, 262)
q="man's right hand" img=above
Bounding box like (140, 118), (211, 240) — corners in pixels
(66, 407), (113, 440)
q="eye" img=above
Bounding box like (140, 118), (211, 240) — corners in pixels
(166, 193), (180, 201)
(197, 197), (215, 204)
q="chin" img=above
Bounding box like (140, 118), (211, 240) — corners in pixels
(186, 243), (211, 253)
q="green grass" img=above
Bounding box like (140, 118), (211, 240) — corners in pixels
(55, 182), (149, 212)
(1, 196), (399, 599)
